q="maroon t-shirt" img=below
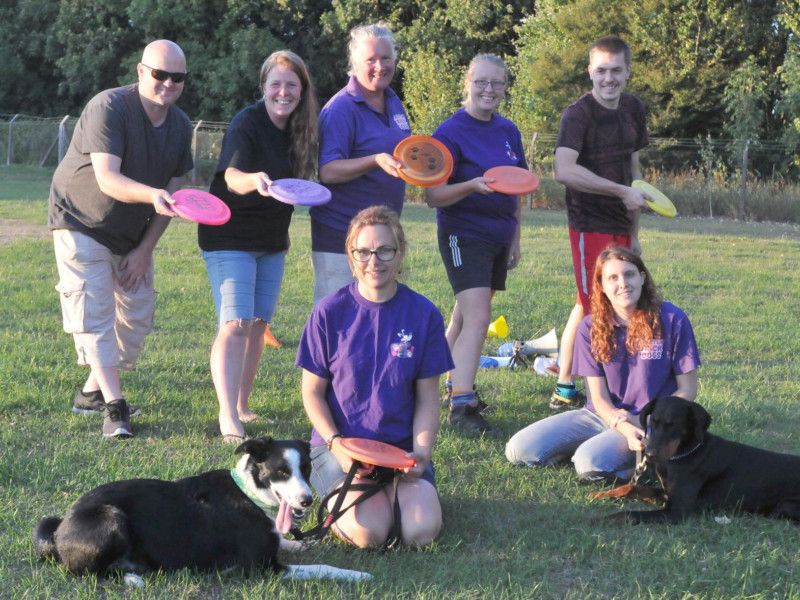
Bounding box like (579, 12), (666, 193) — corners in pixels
(556, 92), (648, 234)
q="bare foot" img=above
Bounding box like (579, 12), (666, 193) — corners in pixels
(239, 411), (259, 423)
(222, 433), (248, 445)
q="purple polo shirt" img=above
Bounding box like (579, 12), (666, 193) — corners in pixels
(311, 76), (411, 246)
(573, 302), (701, 415)
(295, 282), (454, 451)
(433, 108), (528, 246)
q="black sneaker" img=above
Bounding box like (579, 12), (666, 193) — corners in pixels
(473, 388), (493, 415)
(549, 387), (586, 411)
(448, 403), (494, 434)
(73, 389), (140, 417)
(101, 399), (133, 439)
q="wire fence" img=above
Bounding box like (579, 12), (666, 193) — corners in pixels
(3, 113), (799, 222)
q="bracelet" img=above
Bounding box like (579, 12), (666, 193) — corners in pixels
(326, 433), (342, 449)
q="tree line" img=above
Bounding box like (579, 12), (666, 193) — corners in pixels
(3, 0), (798, 172)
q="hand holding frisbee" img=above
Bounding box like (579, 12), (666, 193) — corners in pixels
(337, 437), (416, 471)
(171, 189), (231, 225)
(484, 166), (540, 195)
(632, 180), (677, 218)
(267, 178), (331, 207)
(393, 135), (454, 187)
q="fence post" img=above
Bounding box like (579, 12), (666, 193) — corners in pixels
(527, 132), (538, 210)
(192, 120), (203, 185)
(58, 115), (70, 163)
(6, 114), (19, 166)
(738, 139), (749, 221)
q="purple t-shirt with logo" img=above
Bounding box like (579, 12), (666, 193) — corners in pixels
(573, 302), (701, 415)
(296, 282), (454, 451)
(433, 108), (528, 246)
(311, 76), (411, 250)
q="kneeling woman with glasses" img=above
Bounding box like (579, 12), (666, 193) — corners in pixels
(296, 205), (453, 548)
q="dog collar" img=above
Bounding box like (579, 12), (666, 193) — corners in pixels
(230, 469), (277, 517)
(668, 435), (706, 462)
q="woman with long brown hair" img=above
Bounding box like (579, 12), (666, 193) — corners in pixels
(199, 50), (318, 442)
(505, 246), (700, 482)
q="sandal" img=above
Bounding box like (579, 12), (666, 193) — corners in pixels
(222, 433), (248, 445)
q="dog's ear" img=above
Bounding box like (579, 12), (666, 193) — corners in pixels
(639, 398), (657, 429)
(234, 436), (274, 457)
(689, 402), (711, 438)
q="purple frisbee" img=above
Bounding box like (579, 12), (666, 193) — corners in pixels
(268, 179), (331, 207)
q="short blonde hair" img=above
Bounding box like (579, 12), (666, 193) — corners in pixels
(344, 206), (407, 272)
(462, 53), (508, 105)
(347, 23), (397, 75)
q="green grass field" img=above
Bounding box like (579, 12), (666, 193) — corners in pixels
(1, 166), (799, 599)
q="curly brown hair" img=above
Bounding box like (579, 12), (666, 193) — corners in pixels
(589, 246), (662, 364)
(259, 50), (319, 180)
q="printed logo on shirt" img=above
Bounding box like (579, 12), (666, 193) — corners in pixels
(505, 140), (518, 162)
(390, 329), (415, 358)
(393, 114), (411, 130)
(639, 339), (664, 360)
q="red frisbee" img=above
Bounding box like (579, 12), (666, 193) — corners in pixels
(268, 178), (331, 207)
(484, 166), (540, 195)
(171, 189), (231, 226)
(393, 135), (454, 187)
(338, 437), (416, 470)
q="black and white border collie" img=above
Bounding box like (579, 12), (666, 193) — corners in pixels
(33, 437), (370, 585)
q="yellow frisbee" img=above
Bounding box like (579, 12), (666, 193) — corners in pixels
(632, 180), (677, 218)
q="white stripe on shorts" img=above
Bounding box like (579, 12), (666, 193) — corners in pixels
(448, 234), (462, 267)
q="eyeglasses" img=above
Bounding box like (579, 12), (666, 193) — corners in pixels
(141, 63), (188, 84)
(350, 246), (397, 262)
(472, 79), (506, 90)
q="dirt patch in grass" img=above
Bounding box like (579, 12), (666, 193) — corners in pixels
(0, 218), (49, 245)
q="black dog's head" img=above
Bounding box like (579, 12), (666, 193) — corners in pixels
(639, 396), (711, 462)
(235, 437), (313, 517)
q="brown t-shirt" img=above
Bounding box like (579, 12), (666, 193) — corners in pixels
(49, 84), (193, 254)
(555, 92), (648, 234)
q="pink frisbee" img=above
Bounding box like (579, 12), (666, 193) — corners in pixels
(171, 189), (231, 226)
(268, 179), (331, 206)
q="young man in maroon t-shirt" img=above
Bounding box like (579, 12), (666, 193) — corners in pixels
(549, 35), (649, 410)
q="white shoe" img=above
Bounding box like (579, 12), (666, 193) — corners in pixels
(533, 356), (558, 377)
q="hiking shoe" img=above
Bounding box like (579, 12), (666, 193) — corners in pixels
(448, 403), (494, 434)
(549, 387), (586, 411)
(73, 389), (140, 417)
(101, 399), (133, 438)
(472, 388), (493, 414)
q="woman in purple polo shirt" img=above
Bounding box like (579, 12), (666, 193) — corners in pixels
(296, 206), (453, 548)
(312, 23), (411, 303)
(425, 54), (528, 434)
(505, 246), (701, 482)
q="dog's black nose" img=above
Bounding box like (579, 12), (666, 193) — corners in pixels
(301, 496), (312, 507)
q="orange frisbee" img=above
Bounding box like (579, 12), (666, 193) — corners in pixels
(484, 166), (540, 195)
(338, 437), (416, 470)
(393, 135), (454, 187)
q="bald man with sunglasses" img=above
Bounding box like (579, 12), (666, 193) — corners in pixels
(49, 40), (193, 439)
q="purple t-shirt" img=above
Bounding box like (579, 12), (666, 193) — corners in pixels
(556, 92), (648, 235)
(311, 76), (411, 250)
(295, 282), (454, 451)
(433, 109), (528, 246)
(573, 302), (701, 415)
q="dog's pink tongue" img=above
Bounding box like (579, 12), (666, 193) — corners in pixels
(276, 499), (292, 534)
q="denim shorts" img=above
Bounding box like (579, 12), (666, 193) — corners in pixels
(310, 444), (436, 499)
(202, 250), (285, 325)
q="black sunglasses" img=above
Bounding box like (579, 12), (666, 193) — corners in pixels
(141, 63), (188, 84)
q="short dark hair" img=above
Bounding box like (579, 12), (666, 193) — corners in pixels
(589, 35), (631, 67)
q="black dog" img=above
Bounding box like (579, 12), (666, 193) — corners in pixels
(33, 437), (370, 584)
(602, 396), (800, 523)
